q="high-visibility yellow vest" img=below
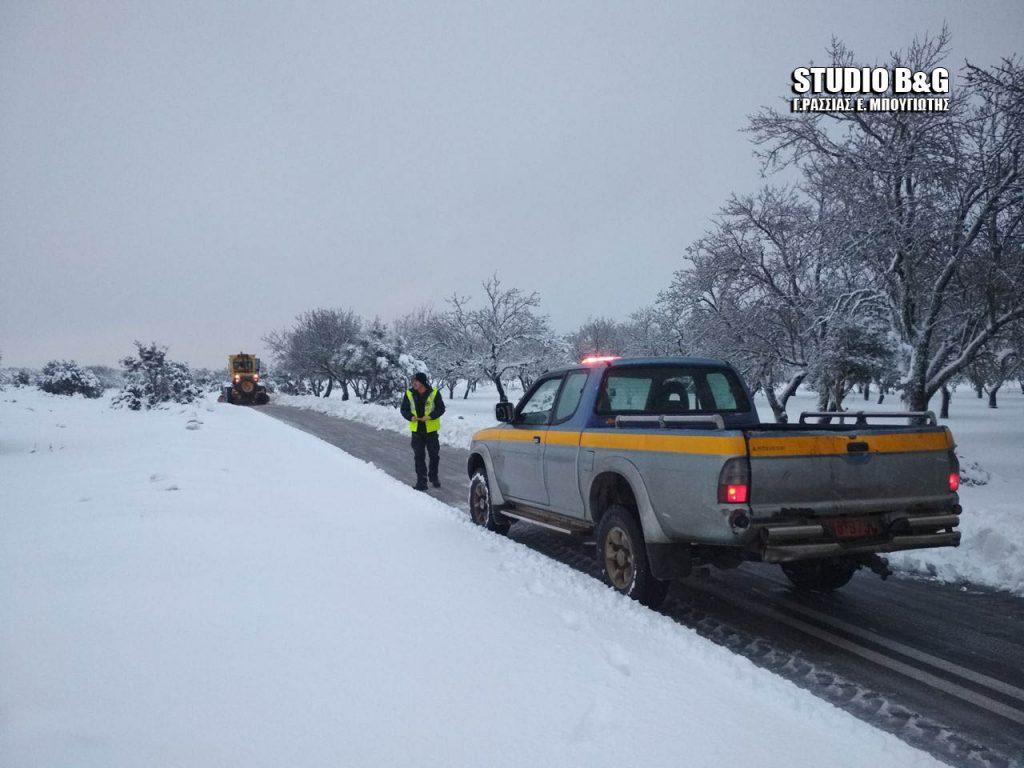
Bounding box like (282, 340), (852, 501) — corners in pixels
(406, 388), (441, 433)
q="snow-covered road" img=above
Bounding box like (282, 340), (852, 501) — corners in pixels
(0, 389), (949, 767)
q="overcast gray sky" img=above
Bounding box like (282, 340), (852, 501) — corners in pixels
(2, 1), (1021, 368)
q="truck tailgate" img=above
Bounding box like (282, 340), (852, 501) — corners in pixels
(745, 427), (956, 518)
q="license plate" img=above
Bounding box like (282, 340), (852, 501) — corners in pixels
(830, 517), (880, 540)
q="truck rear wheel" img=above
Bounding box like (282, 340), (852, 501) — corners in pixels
(468, 471), (511, 535)
(781, 558), (858, 593)
(596, 505), (669, 609)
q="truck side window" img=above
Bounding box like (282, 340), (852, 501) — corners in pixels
(705, 372), (738, 410)
(553, 371), (588, 422)
(517, 377), (563, 426)
(604, 378), (652, 411)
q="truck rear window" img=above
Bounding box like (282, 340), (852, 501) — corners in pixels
(595, 365), (750, 415)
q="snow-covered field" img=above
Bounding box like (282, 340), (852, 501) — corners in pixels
(280, 384), (1024, 596)
(884, 390), (1024, 594)
(0, 388), (942, 767)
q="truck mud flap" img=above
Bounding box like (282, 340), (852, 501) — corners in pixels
(647, 543), (693, 580)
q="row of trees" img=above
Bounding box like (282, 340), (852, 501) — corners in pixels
(265, 276), (566, 404)
(264, 266), (1024, 418)
(263, 311), (426, 403)
(264, 276), (652, 405)
(266, 36), (1023, 420)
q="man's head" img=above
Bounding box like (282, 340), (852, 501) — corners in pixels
(411, 371), (429, 394)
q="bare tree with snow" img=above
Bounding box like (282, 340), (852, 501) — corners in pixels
(394, 306), (476, 398)
(659, 187), (888, 421)
(747, 32), (1024, 411)
(620, 307), (676, 358)
(509, 332), (567, 390)
(964, 330), (1023, 408)
(446, 274), (550, 402)
(564, 317), (629, 362)
(264, 309), (362, 398)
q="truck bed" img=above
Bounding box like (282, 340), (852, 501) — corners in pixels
(744, 422), (956, 519)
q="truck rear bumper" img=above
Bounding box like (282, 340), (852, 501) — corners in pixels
(761, 528), (960, 563)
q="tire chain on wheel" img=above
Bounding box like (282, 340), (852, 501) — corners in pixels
(468, 471), (511, 535)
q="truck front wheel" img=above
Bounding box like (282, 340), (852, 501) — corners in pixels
(468, 471), (511, 535)
(781, 558), (858, 593)
(596, 505), (669, 609)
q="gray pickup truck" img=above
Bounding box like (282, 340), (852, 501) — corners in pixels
(467, 356), (961, 607)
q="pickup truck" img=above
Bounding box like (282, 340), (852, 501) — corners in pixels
(467, 356), (961, 607)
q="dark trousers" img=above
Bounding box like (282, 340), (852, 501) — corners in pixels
(411, 431), (440, 484)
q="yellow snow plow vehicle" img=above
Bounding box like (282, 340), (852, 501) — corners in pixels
(220, 352), (269, 405)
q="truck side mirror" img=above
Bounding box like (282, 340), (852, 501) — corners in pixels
(495, 401), (515, 423)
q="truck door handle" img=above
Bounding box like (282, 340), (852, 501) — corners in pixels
(847, 441), (869, 453)
(532, 435), (541, 444)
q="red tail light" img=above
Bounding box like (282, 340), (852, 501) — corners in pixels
(947, 449), (960, 493)
(718, 457), (751, 504)
(723, 484), (749, 504)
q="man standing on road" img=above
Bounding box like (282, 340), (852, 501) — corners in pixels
(400, 372), (446, 491)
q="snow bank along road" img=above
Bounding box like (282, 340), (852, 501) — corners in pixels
(263, 402), (1024, 768)
(2, 390), (954, 768)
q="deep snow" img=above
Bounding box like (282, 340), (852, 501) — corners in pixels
(279, 384), (1024, 596)
(0, 389), (942, 767)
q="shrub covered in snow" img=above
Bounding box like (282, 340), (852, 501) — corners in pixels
(192, 367), (226, 393)
(272, 376), (312, 395)
(37, 360), (103, 398)
(0, 367), (33, 389)
(85, 365), (124, 390)
(112, 342), (202, 410)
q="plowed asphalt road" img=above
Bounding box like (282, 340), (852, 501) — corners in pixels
(262, 403), (1024, 768)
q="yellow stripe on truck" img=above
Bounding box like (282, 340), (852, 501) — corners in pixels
(472, 428), (540, 443)
(579, 431), (746, 456)
(472, 426), (951, 458)
(470, 427), (745, 456)
(546, 431), (583, 447)
(748, 430), (951, 457)
(469, 429), (583, 446)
